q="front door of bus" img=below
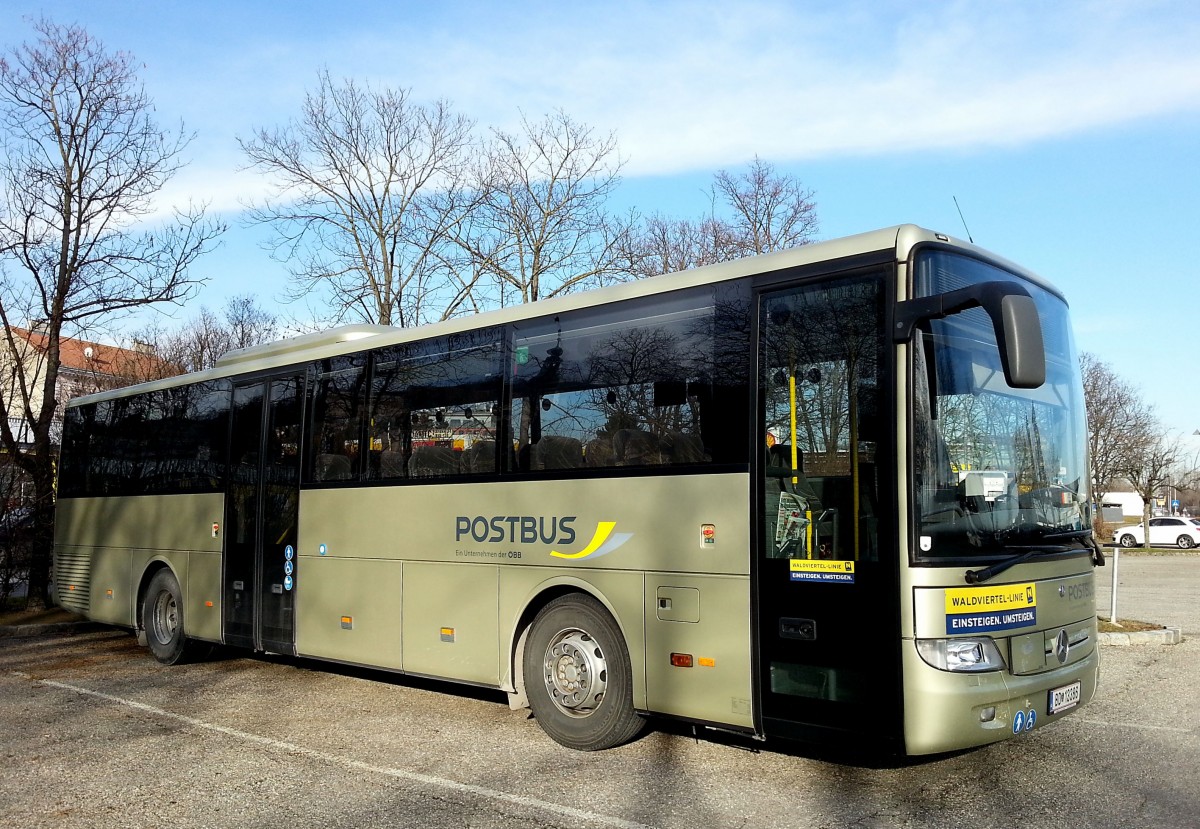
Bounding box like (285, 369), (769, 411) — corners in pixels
(755, 271), (900, 746)
(224, 374), (303, 654)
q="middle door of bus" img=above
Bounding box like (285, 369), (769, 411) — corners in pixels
(223, 373), (304, 655)
(754, 269), (901, 747)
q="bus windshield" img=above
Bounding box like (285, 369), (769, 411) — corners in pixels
(912, 250), (1091, 561)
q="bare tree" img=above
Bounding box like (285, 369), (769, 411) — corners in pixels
(127, 293), (279, 381)
(634, 214), (733, 277)
(0, 20), (223, 606)
(460, 110), (636, 306)
(636, 157), (818, 277)
(714, 156), (818, 256)
(1177, 440), (1200, 515)
(240, 71), (478, 327)
(1079, 352), (1157, 511)
(222, 294), (278, 353)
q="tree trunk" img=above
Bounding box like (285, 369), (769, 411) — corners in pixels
(24, 465), (55, 609)
(1141, 503), (1152, 550)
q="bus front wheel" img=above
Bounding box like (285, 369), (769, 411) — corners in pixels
(142, 569), (201, 665)
(523, 594), (645, 751)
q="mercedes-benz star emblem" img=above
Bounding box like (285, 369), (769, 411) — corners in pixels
(1054, 629), (1070, 664)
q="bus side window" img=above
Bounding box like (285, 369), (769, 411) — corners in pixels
(305, 355), (367, 483)
(368, 333), (504, 480)
(510, 307), (718, 473)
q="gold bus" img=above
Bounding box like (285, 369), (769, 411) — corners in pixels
(54, 225), (1100, 754)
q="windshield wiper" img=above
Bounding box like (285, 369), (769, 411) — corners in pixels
(964, 545), (1071, 584)
(1039, 529), (1093, 542)
(1022, 529), (1106, 568)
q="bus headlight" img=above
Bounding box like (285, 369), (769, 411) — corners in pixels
(916, 637), (1006, 672)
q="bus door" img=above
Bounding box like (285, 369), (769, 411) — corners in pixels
(223, 374), (304, 654)
(755, 272), (901, 747)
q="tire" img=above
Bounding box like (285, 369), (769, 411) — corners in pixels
(523, 593), (646, 751)
(1119, 534), (1137, 548)
(142, 569), (202, 665)
(1177, 535), (1195, 549)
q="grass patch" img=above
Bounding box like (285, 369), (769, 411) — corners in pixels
(1097, 617), (1164, 633)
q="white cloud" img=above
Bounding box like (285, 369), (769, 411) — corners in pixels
(563, 2), (1200, 173)
(134, 0), (1200, 212)
(403, 1), (1200, 170)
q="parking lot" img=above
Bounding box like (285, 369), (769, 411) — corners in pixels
(1095, 550), (1200, 634)
(1, 554), (1197, 829)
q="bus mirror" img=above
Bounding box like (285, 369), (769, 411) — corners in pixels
(893, 280), (1045, 389)
(995, 293), (1045, 389)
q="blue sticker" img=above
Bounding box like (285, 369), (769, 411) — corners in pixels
(1012, 710), (1025, 735)
(284, 560), (293, 576)
(1025, 709), (1037, 732)
(284, 575), (294, 591)
(319, 543), (328, 556)
(946, 608), (1037, 634)
(284, 545), (294, 561)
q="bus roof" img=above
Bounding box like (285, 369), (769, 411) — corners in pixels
(64, 224), (1056, 407)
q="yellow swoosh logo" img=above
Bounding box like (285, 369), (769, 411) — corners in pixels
(551, 521), (616, 559)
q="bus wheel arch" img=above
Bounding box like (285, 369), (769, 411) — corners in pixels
(508, 583), (626, 711)
(138, 563), (205, 665)
(519, 591), (646, 751)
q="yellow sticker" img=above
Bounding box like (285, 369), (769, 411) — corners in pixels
(944, 583), (1037, 634)
(944, 583), (1036, 614)
(789, 559), (855, 583)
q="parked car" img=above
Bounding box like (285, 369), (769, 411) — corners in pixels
(1113, 516), (1200, 548)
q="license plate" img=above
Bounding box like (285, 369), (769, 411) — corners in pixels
(1048, 680), (1082, 714)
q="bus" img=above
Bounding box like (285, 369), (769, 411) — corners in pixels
(53, 224), (1101, 755)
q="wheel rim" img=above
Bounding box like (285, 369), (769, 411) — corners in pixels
(542, 628), (608, 718)
(150, 590), (179, 646)
(1120, 535), (1135, 548)
(1179, 536), (1194, 549)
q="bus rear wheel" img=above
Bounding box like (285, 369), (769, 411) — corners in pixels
(142, 569), (203, 665)
(523, 594), (645, 751)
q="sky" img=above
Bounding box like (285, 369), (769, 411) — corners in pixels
(5, 0), (1200, 435)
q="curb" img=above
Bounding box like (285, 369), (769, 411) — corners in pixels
(1098, 626), (1184, 646)
(0, 620), (106, 640)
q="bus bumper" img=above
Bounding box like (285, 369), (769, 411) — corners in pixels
(900, 637), (1099, 755)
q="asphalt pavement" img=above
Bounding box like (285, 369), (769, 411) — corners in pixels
(1094, 550), (1199, 634)
(0, 553), (1195, 828)
(1, 623), (1197, 828)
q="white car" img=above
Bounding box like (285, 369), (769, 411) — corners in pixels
(1113, 516), (1200, 548)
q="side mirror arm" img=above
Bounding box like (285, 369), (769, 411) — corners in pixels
(893, 280), (1046, 389)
